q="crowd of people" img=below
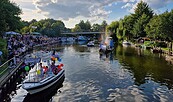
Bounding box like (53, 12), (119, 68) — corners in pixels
(5, 34), (59, 67)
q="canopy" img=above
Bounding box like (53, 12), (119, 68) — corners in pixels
(31, 32), (41, 35)
(5, 31), (21, 35)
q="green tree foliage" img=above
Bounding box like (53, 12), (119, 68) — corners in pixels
(107, 21), (119, 41)
(101, 20), (107, 32)
(134, 1), (153, 19)
(116, 20), (124, 41)
(76, 20), (91, 32)
(85, 20), (91, 31)
(0, 38), (7, 62)
(132, 1), (153, 38)
(91, 23), (101, 32)
(132, 14), (150, 37)
(123, 15), (135, 40)
(72, 24), (82, 32)
(21, 19), (65, 37)
(107, 21), (119, 34)
(0, 0), (22, 37)
(159, 11), (173, 40)
(107, 1), (154, 42)
(145, 15), (161, 39)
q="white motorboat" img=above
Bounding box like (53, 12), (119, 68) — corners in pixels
(22, 51), (65, 95)
(22, 68), (65, 94)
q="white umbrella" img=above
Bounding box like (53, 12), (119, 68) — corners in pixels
(5, 31), (20, 35)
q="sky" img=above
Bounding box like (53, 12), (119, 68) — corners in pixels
(11, 0), (173, 28)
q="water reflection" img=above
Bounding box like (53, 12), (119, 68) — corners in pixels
(99, 51), (114, 63)
(77, 41), (87, 45)
(115, 45), (173, 88)
(9, 44), (173, 101)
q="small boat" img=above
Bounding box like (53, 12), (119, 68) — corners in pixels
(78, 36), (88, 41)
(87, 41), (94, 47)
(122, 40), (131, 46)
(22, 52), (65, 95)
(22, 69), (65, 94)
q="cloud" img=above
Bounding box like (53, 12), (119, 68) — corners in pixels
(11, 0), (173, 28)
(142, 0), (172, 9)
(121, 3), (133, 9)
(33, 0), (119, 21)
(122, 0), (173, 13)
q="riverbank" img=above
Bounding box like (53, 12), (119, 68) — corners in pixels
(126, 41), (173, 65)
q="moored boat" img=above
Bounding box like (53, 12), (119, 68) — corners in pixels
(22, 51), (65, 95)
(22, 69), (65, 94)
(87, 41), (94, 47)
(122, 40), (131, 46)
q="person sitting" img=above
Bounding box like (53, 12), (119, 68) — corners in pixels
(51, 62), (56, 73)
(43, 66), (48, 74)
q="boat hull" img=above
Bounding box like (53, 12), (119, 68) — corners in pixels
(22, 70), (65, 94)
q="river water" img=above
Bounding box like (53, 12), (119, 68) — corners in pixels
(9, 43), (173, 102)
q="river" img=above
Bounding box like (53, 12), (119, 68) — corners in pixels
(8, 42), (173, 102)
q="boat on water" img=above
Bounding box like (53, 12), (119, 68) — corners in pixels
(122, 40), (131, 46)
(22, 51), (65, 95)
(78, 36), (88, 41)
(87, 41), (94, 47)
(99, 37), (114, 54)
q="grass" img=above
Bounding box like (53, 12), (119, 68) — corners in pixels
(161, 48), (169, 51)
(144, 41), (154, 47)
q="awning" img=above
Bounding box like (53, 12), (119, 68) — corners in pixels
(5, 31), (21, 35)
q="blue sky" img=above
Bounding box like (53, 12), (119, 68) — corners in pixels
(11, 0), (173, 28)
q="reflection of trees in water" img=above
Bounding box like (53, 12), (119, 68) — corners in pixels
(115, 45), (173, 89)
(73, 45), (90, 52)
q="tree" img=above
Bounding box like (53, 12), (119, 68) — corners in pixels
(107, 21), (119, 41)
(132, 14), (150, 37)
(78, 20), (85, 31)
(85, 20), (91, 31)
(132, 1), (153, 38)
(0, 0), (22, 37)
(107, 21), (119, 34)
(72, 24), (82, 32)
(123, 15), (135, 40)
(91, 23), (101, 32)
(134, 1), (153, 19)
(101, 20), (107, 32)
(116, 20), (124, 41)
(145, 15), (161, 39)
(159, 11), (173, 41)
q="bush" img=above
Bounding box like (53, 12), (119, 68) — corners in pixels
(0, 38), (7, 63)
(144, 41), (154, 46)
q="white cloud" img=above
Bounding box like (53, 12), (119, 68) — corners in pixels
(10, 0), (173, 28)
(33, 0), (119, 21)
(142, 0), (172, 9)
(122, 0), (173, 13)
(121, 3), (133, 9)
